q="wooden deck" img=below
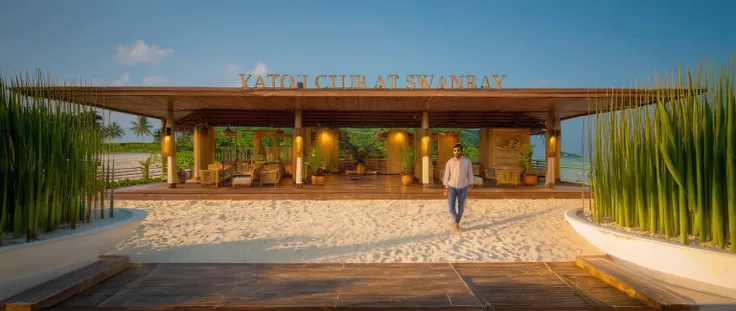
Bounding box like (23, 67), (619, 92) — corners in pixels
(114, 175), (589, 200)
(45, 262), (652, 311)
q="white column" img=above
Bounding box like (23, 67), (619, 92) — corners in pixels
(294, 110), (304, 188)
(421, 111), (430, 186)
(166, 99), (177, 188)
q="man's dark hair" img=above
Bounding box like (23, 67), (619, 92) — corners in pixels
(453, 143), (463, 150)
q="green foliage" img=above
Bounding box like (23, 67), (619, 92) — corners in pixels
(400, 147), (415, 175)
(588, 56), (736, 252)
(176, 150), (194, 169)
(104, 121), (125, 142)
(339, 128), (386, 158)
(106, 177), (164, 189)
(104, 142), (160, 153)
(519, 144), (534, 174)
(307, 145), (326, 176)
(129, 116), (153, 138)
(137, 152), (161, 181)
(1, 72), (114, 243)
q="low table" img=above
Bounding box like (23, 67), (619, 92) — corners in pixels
(232, 175), (252, 188)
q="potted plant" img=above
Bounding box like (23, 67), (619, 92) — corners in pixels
(400, 147), (415, 186)
(348, 143), (370, 175)
(519, 143), (538, 186)
(308, 145), (325, 185)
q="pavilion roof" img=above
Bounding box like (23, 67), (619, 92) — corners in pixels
(10, 86), (700, 130)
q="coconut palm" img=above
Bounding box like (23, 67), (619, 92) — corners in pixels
(105, 122), (125, 142)
(130, 116), (153, 138)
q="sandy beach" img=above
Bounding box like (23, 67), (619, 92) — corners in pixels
(110, 199), (603, 263)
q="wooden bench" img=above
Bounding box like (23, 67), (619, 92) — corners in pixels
(0, 256), (130, 311)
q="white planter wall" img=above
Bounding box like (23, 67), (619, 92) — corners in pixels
(565, 208), (736, 290)
(0, 208), (146, 301)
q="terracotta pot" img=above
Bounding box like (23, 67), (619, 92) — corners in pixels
(401, 175), (413, 186)
(356, 163), (367, 175)
(311, 175), (324, 185)
(522, 174), (538, 186)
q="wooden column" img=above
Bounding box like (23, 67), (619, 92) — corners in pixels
(193, 126), (216, 180)
(420, 111), (431, 186)
(193, 126), (201, 180)
(165, 99), (177, 188)
(293, 110), (304, 188)
(545, 108), (561, 188)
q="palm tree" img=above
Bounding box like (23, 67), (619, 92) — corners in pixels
(130, 116), (153, 138)
(105, 122), (125, 143)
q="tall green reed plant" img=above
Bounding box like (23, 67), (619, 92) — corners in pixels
(588, 56), (736, 252)
(0, 71), (114, 245)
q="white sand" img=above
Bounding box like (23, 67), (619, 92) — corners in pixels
(109, 199), (603, 263)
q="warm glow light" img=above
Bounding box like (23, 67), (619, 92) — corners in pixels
(294, 136), (303, 154)
(161, 135), (174, 158)
(421, 136), (431, 157)
(548, 136), (557, 156)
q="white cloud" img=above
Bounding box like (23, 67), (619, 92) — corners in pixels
(142, 76), (168, 85)
(226, 62), (268, 86)
(115, 40), (173, 65)
(249, 62), (267, 76)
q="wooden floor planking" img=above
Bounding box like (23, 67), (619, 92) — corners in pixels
(113, 175), (589, 200)
(46, 262), (652, 310)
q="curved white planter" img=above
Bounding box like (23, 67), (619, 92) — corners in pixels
(565, 208), (736, 290)
(0, 208), (146, 301)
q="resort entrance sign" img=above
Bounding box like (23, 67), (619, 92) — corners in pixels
(239, 74), (507, 89)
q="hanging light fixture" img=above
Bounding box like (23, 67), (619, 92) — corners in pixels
(222, 125), (237, 138)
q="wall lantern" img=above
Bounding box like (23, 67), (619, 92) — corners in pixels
(161, 127), (175, 158)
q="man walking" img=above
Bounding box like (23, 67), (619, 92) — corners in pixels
(443, 143), (474, 232)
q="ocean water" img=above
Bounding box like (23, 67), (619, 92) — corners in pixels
(533, 154), (590, 184)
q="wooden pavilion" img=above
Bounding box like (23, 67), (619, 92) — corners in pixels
(13, 84), (678, 197)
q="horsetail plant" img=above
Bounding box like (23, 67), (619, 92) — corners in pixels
(588, 56), (735, 252)
(1, 71), (114, 244)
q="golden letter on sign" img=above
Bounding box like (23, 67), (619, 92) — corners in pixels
(357, 75), (367, 88)
(340, 75), (347, 88)
(465, 75), (477, 88)
(375, 75), (386, 88)
(406, 75), (416, 89)
(388, 75), (398, 88)
(450, 75), (464, 88)
(481, 76), (492, 88)
(280, 74), (295, 88)
(267, 74), (280, 88)
(315, 75), (326, 88)
(254, 75), (266, 88)
(417, 75), (434, 88)
(436, 76), (449, 89)
(328, 75), (337, 88)
(493, 74), (506, 89)
(239, 74), (252, 89)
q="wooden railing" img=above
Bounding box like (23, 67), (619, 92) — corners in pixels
(216, 147), (292, 163)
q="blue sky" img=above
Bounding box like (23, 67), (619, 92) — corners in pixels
(1, 0), (734, 155)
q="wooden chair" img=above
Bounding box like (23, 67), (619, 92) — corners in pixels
(259, 163), (283, 186)
(199, 162), (223, 187)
